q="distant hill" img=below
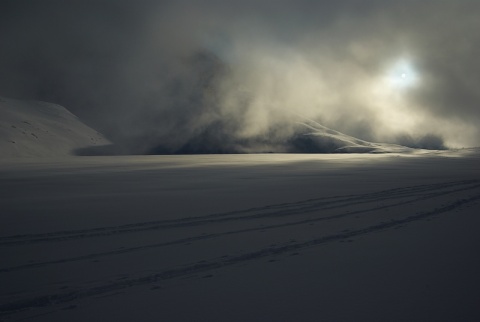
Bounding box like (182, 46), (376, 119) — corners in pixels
(290, 118), (415, 154)
(0, 95), (417, 157)
(0, 96), (110, 158)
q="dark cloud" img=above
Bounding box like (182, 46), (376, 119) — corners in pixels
(1, 0), (479, 153)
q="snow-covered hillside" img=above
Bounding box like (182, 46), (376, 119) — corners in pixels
(0, 95), (422, 157)
(0, 97), (109, 158)
(297, 119), (415, 153)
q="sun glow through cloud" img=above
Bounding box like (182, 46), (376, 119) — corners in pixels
(385, 58), (419, 90)
(369, 58), (422, 136)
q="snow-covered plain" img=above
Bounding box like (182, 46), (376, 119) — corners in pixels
(1, 150), (480, 322)
(0, 97), (479, 321)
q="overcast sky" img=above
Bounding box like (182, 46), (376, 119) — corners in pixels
(1, 0), (479, 151)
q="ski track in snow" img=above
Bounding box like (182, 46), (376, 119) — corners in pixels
(1, 179), (480, 318)
(1, 179), (478, 246)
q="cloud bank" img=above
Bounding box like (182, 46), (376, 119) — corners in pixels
(1, 0), (479, 153)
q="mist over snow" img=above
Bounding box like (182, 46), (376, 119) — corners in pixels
(2, 2), (480, 320)
(1, 0), (479, 154)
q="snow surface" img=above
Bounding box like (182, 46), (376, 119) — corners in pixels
(0, 97), (479, 320)
(1, 150), (479, 321)
(0, 97), (109, 158)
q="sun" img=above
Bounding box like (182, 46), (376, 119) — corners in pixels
(385, 58), (419, 89)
